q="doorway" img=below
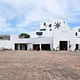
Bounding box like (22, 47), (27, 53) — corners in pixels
(75, 44), (79, 50)
(15, 44), (27, 50)
(15, 44), (18, 50)
(20, 44), (27, 50)
(60, 41), (68, 50)
(33, 44), (40, 50)
(41, 44), (50, 50)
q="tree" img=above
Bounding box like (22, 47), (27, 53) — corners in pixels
(19, 33), (30, 38)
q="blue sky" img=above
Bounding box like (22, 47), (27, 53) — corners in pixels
(0, 0), (80, 34)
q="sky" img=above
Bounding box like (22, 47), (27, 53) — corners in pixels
(0, 0), (80, 34)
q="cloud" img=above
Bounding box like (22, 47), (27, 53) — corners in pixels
(0, 0), (80, 34)
(0, 16), (9, 31)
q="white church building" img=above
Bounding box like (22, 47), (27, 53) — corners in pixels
(0, 17), (80, 51)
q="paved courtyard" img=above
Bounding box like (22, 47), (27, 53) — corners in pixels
(0, 51), (80, 80)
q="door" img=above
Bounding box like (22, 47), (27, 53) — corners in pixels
(15, 44), (18, 50)
(15, 44), (27, 50)
(76, 44), (79, 50)
(41, 44), (50, 50)
(60, 41), (68, 50)
(20, 44), (27, 50)
(33, 44), (40, 50)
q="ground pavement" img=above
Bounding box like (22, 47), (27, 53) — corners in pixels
(0, 51), (80, 80)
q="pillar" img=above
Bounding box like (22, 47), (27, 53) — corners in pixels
(40, 44), (42, 51)
(18, 44), (20, 50)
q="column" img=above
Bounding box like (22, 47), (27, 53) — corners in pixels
(40, 44), (42, 51)
(79, 44), (80, 50)
(18, 44), (20, 50)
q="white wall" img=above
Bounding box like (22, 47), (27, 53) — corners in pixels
(10, 34), (52, 50)
(0, 40), (12, 49)
(53, 29), (76, 51)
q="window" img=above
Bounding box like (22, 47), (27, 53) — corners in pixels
(75, 32), (77, 36)
(64, 22), (65, 23)
(50, 29), (52, 31)
(44, 23), (46, 26)
(39, 29), (46, 31)
(36, 32), (43, 36)
(49, 24), (52, 27)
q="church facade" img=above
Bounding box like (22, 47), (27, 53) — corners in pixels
(0, 17), (80, 51)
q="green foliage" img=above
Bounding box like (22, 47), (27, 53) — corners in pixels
(19, 33), (30, 38)
(56, 45), (60, 51)
(1, 47), (12, 50)
(74, 48), (77, 51)
(69, 45), (72, 51)
(30, 48), (32, 51)
(53, 48), (55, 51)
(69, 45), (72, 48)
